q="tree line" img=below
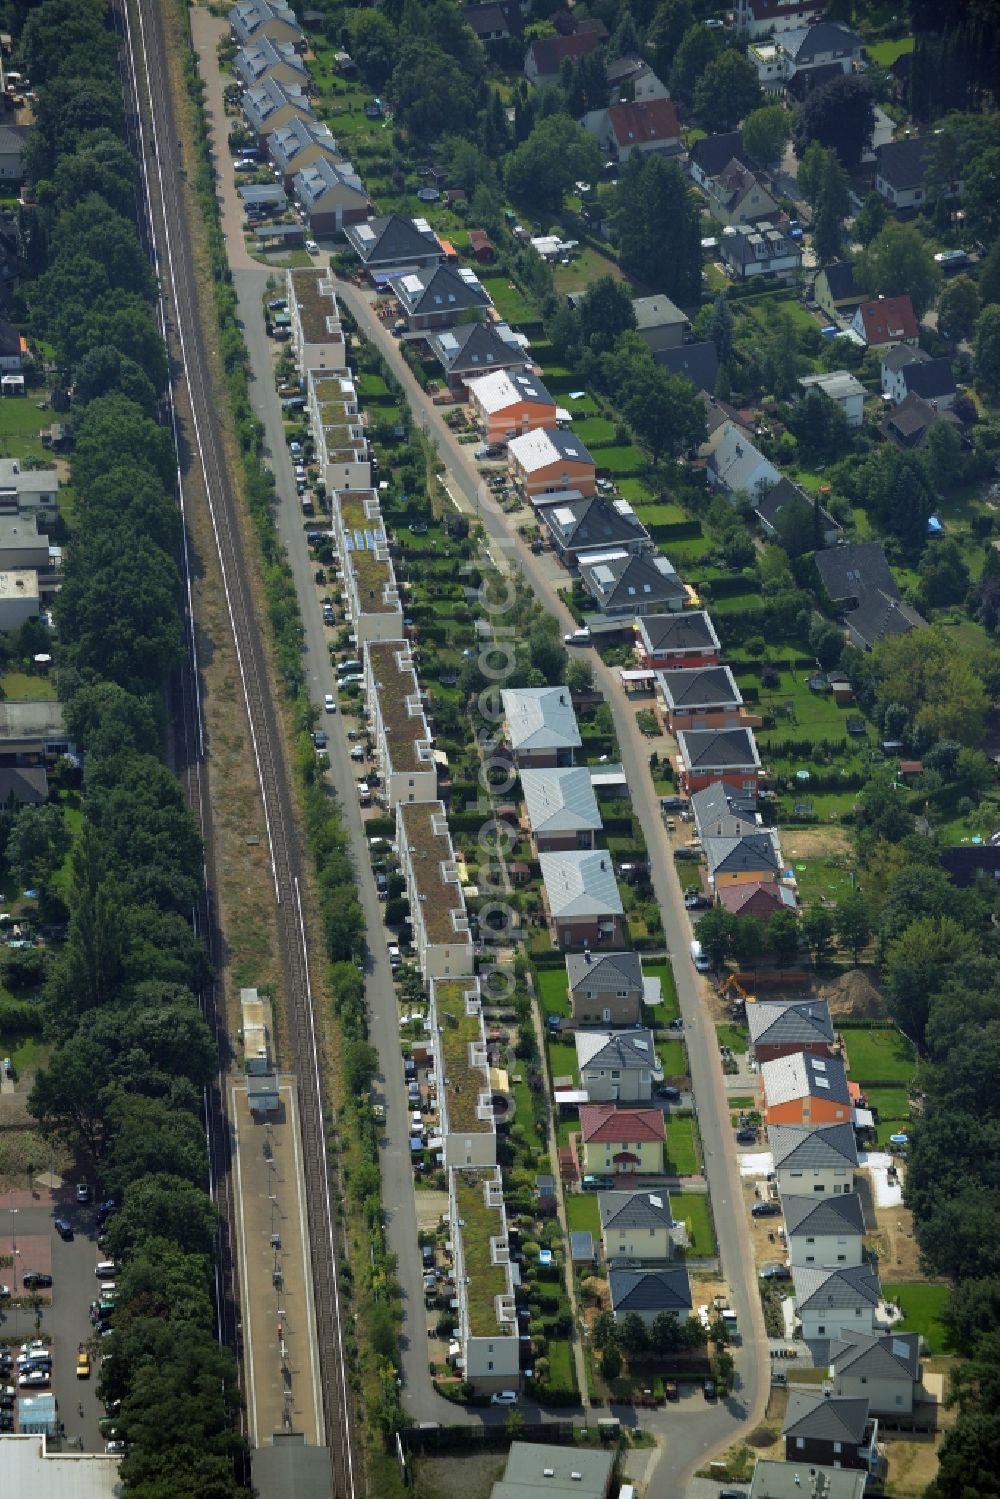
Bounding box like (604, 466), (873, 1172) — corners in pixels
(12, 3), (246, 1494)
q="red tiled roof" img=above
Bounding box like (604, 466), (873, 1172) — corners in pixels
(579, 1102), (665, 1144)
(857, 296), (918, 344)
(528, 29), (603, 75)
(717, 881), (787, 917)
(608, 98), (680, 149)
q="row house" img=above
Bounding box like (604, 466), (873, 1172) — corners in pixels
(287, 267), (346, 374)
(364, 640), (437, 809)
(519, 765), (603, 854)
(309, 377), (371, 490)
(268, 116), (344, 191)
(654, 665), (744, 734)
(466, 367), (559, 446)
(633, 611), (721, 671)
(396, 799), (473, 979)
(339, 529), (402, 648)
(448, 1168), (520, 1392)
(431, 977), (496, 1169)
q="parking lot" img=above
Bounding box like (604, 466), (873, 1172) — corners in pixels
(0, 1187), (112, 1450)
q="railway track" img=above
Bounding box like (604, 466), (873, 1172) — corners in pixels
(115, 2), (357, 1492)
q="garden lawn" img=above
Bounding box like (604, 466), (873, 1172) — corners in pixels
(665, 1113), (700, 1176)
(0, 390), (51, 441)
(883, 1283), (951, 1353)
(791, 857), (855, 906)
(841, 1026), (916, 1084)
(551, 244), (626, 295)
(591, 444), (648, 476)
(657, 1038), (687, 1077)
(478, 273), (539, 326)
(570, 416), (619, 448)
(565, 1193), (600, 1237)
(0, 673), (57, 700)
(615, 476), (657, 502)
(544, 1338), (578, 1394)
(716, 1024), (748, 1054)
(643, 961), (679, 1022)
(548, 1039), (579, 1084)
(866, 37), (914, 66)
(536, 966), (570, 1016)
(676, 1192), (716, 1256)
(0, 1029), (49, 1074)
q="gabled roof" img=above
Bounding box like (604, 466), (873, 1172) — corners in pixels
(466, 367), (555, 415)
(717, 881), (797, 916)
(706, 422), (779, 494)
(747, 998), (834, 1051)
(769, 1121), (859, 1171)
(819, 260), (858, 302)
(782, 1192), (865, 1238)
(876, 136), (933, 193)
(846, 589), (928, 650)
(294, 155), (366, 207)
(762, 1051), (850, 1108)
(882, 391), (959, 445)
(539, 849), (624, 919)
(526, 27), (606, 77)
(755, 476), (815, 530)
(580, 551), (686, 611)
(230, 0), (302, 40)
(653, 341), (719, 393)
(502, 685), (581, 753)
(854, 295), (919, 345)
(0, 124), (26, 157)
(656, 665), (742, 712)
(268, 116), (342, 172)
(599, 1188), (673, 1234)
(392, 262), (491, 317)
(610, 1266), (691, 1314)
(235, 36), (307, 84)
(579, 1102), (664, 1144)
(243, 77), (313, 130)
(902, 356), (957, 403)
(689, 130), (748, 180)
(677, 726), (760, 773)
(636, 610), (720, 655)
(814, 541), (898, 604)
(464, 0), (519, 39)
(577, 1028), (656, 1075)
(542, 495), (651, 554)
(722, 223), (800, 270)
(829, 1327), (920, 1380)
(508, 426), (594, 474)
(608, 98), (680, 148)
(792, 1262), (881, 1312)
(566, 949), (644, 995)
(346, 213), (443, 267)
(520, 766), (603, 835)
(782, 1391), (870, 1446)
(881, 344), (927, 374)
(704, 831), (780, 879)
(430, 320), (529, 375)
(690, 781), (758, 839)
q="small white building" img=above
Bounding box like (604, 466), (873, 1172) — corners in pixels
(783, 1192), (865, 1268)
(793, 1263), (882, 1343)
(798, 370), (866, 428)
(0, 568), (39, 631)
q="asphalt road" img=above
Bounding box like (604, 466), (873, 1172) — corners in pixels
(1, 1195), (109, 1451)
(333, 282), (771, 1489)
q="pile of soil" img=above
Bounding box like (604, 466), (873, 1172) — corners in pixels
(821, 968), (885, 1020)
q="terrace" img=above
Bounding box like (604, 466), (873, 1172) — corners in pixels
(433, 978), (493, 1136)
(366, 641), (433, 775)
(311, 374), (358, 410)
(288, 266), (344, 349)
(345, 544), (398, 614)
(397, 800), (470, 949)
(334, 487), (383, 537)
(451, 1170), (516, 1339)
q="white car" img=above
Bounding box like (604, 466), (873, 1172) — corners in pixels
(564, 628), (590, 645)
(305, 239), (320, 254)
(491, 1391), (518, 1405)
(324, 693), (336, 713)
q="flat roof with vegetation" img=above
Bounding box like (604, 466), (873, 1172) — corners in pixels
(347, 546), (397, 613)
(435, 979), (489, 1134)
(453, 1173), (510, 1337)
(366, 641), (431, 774)
(289, 267), (342, 346)
(335, 488), (382, 534)
(397, 800), (468, 947)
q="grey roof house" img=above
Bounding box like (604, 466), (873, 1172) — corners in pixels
(655, 664), (744, 731)
(242, 77), (313, 141)
(632, 294), (689, 353)
(294, 156), (369, 235)
(769, 1120), (859, 1193)
(749, 1459), (866, 1499)
(229, 0), (304, 48)
(688, 130), (749, 190)
(875, 136), (955, 211)
(502, 684), (581, 766)
(690, 781), (759, 840)
(720, 221), (802, 279)
(428, 321), (529, 389)
(540, 494), (652, 566)
(634, 610), (721, 667)
(814, 540), (928, 652)
(579, 551), (688, 617)
(829, 1328), (922, 1414)
(268, 116), (344, 187)
(704, 831), (780, 884)
(345, 214), (445, 274)
(520, 765), (603, 851)
(783, 1192), (866, 1268)
(599, 1189), (676, 1261)
(755, 475), (841, 546)
(653, 340), (720, 394)
(576, 1028), (656, 1102)
(793, 1262), (883, 1344)
(391, 263), (492, 330)
(747, 998), (834, 1061)
(235, 35), (307, 89)
(565, 949), (647, 1025)
(782, 1391), (878, 1473)
(609, 1267), (692, 1326)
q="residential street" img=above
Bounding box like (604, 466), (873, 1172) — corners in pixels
(333, 282), (772, 1488)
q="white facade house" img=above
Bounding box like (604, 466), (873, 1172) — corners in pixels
(793, 1264), (882, 1343)
(783, 1193), (865, 1268)
(0, 460), (58, 515)
(287, 267), (346, 373)
(770, 1122), (858, 1196)
(798, 370), (866, 428)
(396, 800), (474, 979)
(575, 1028), (655, 1102)
(364, 640), (437, 809)
(706, 422), (781, 500)
(449, 1168), (520, 1391)
(0, 569), (39, 631)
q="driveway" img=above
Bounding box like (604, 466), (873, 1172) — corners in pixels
(0, 1190), (110, 1451)
(333, 282), (772, 1482)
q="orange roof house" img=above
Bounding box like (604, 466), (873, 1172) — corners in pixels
(760, 1052), (852, 1126)
(851, 295), (919, 349)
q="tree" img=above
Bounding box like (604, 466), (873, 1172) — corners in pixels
(6, 804), (71, 894)
(614, 154), (702, 303)
(600, 1343), (623, 1381)
(649, 0), (694, 80)
(528, 617), (568, 685)
(742, 104), (791, 169)
(974, 304), (1000, 394)
(53, 129), (138, 218)
(812, 151), (850, 263)
(885, 915), (980, 1049)
(809, 618), (845, 670)
(853, 190), (887, 247)
(937, 274), (980, 343)
(917, 535), (970, 610)
(706, 293), (734, 366)
(28, 1035), (112, 1158)
(695, 906), (734, 968)
(980, 240), (1000, 310)
(793, 75), (875, 169)
(104, 1175), (218, 1263)
(870, 627), (989, 747)
(693, 50), (763, 133)
(391, 41), (478, 141)
(731, 915), (764, 969)
(591, 1309), (616, 1349)
(618, 1312), (649, 1355)
(345, 9), (399, 86)
(834, 890), (871, 964)
(669, 23), (720, 103)
(505, 115), (602, 211)
(856, 222), (941, 318)
(800, 906), (834, 965)
(103, 1093), (208, 1195)
(856, 445), (936, 552)
(607, 10), (640, 62)
(711, 1345), (735, 1396)
(773, 905), (803, 965)
(576, 275), (636, 354)
(620, 363), (707, 460)
(962, 145), (1000, 244)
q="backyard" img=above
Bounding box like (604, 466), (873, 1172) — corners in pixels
(842, 1026), (917, 1085)
(665, 1113), (701, 1176)
(883, 1282), (952, 1354)
(675, 1192), (716, 1256)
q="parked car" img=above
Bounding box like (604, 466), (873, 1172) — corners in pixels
(759, 1264), (791, 1281)
(736, 1127), (758, 1145)
(19, 1369), (50, 1387)
(751, 1200), (780, 1218)
(684, 894), (711, 910)
(324, 693), (337, 713)
(305, 239), (320, 255)
(674, 847), (700, 861)
(663, 1379), (679, 1401)
(77, 1351), (91, 1379)
(75, 1182), (89, 1203)
(490, 1391), (517, 1405)
(312, 730), (328, 750)
(21, 1272), (52, 1289)
(703, 1378), (717, 1400)
(656, 1085), (681, 1102)
(54, 1218), (73, 1240)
